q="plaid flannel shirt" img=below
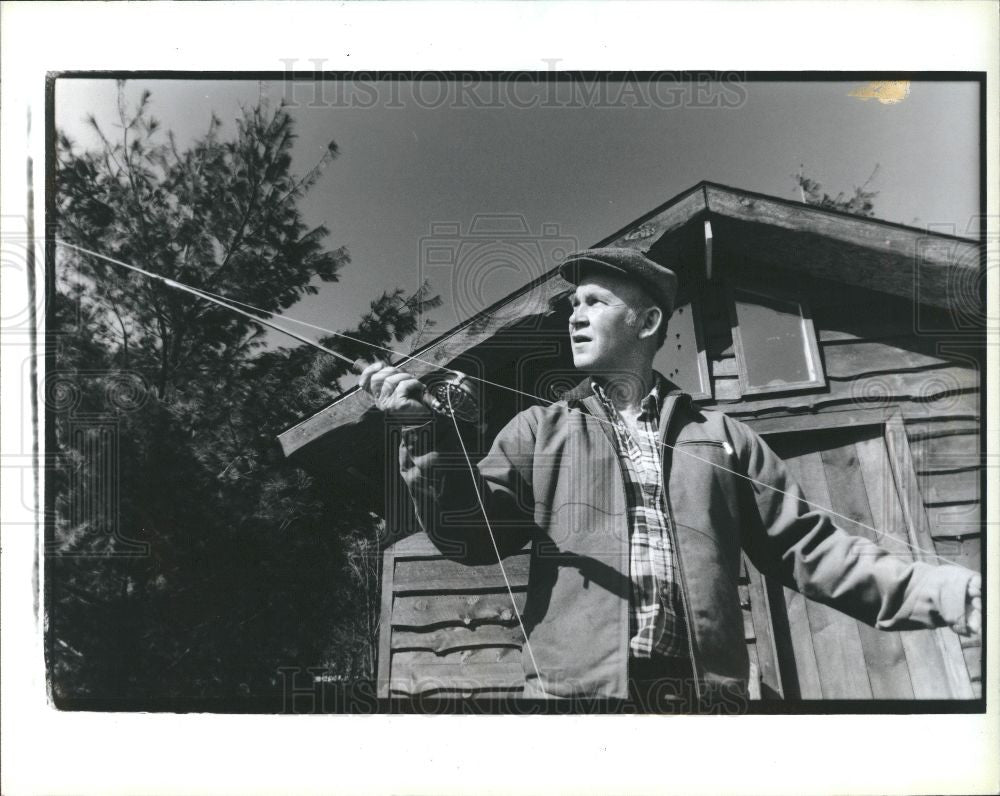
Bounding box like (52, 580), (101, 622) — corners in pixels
(593, 376), (689, 661)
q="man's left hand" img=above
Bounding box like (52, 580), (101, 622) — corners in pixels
(953, 573), (982, 637)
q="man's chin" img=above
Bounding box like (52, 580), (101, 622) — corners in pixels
(572, 357), (617, 375)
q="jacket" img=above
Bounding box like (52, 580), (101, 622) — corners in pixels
(399, 374), (973, 703)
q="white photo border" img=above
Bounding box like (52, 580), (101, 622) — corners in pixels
(2, 2), (997, 794)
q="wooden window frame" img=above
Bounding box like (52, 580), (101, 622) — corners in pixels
(725, 281), (826, 399)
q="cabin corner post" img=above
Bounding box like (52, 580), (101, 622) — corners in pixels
(376, 544), (395, 699)
(375, 414), (430, 700)
(883, 411), (977, 699)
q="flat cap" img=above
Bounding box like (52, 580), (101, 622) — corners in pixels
(558, 247), (678, 318)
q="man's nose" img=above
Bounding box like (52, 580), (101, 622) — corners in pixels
(569, 305), (588, 327)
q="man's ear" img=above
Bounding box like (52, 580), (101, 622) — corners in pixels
(637, 305), (663, 342)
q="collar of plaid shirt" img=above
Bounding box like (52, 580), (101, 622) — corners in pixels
(590, 372), (662, 416)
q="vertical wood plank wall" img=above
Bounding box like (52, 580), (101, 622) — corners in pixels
(761, 426), (970, 699)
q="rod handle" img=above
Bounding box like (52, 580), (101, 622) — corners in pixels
(353, 357), (445, 416)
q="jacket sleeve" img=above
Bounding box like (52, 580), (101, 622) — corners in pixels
(398, 409), (538, 563)
(726, 416), (973, 631)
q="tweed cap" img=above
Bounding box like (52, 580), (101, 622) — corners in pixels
(558, 247), (678, 318)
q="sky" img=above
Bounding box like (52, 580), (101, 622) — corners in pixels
(55, 77), (980, 377)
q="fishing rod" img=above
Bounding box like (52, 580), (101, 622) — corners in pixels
(56, 239), (963, 569)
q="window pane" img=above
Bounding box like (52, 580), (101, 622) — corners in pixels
(734, 289), (816, 389)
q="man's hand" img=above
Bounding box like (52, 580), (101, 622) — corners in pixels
(953, 573), (982, 637)
(358, 360), (434, 422)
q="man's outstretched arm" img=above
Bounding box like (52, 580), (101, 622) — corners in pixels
(725, 416), (981, 638)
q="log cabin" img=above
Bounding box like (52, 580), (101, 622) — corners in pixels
(279, 181), (985, 703)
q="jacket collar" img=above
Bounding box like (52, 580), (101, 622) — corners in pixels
(561, 371), (691, 438)
(561, 370), (686, 403)
(560, 377), (597, 404)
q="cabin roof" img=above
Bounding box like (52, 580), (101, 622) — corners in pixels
(278, 180), (981, 461)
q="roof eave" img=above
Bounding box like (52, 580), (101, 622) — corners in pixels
(279, 182), (981, 459)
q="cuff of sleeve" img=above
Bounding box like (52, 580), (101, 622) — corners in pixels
(937, 564), (974, 629)
(401, 418), (435, 433)
(400, 416), (463, 457)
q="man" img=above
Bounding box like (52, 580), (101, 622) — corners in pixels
(360, 247), (982, 709)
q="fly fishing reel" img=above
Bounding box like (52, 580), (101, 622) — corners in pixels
(423, 369), (482, 423)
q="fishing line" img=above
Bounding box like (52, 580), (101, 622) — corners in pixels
(446, 388), (549, 697)
(57, 240), (964, 568)
(59, 241), (359, 366)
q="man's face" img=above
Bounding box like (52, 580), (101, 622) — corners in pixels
(568, 271), (649, 371)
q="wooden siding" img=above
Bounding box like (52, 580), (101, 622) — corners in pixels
(380, 533), (529, 698)
(698, 268), (982, 697)
(380, 535), (764, 699)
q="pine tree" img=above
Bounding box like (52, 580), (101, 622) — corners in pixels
(50, 83), (439, 705)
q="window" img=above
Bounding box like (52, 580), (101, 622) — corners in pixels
(728, 285), (825, 396)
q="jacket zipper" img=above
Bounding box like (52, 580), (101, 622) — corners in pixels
(579, 398), (634, 696)
(660, 403), (703, 702)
